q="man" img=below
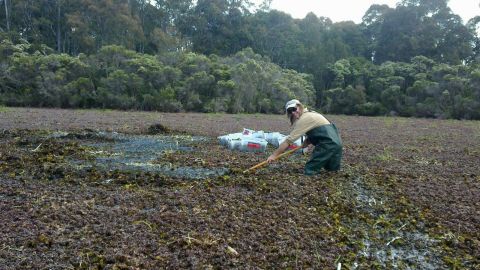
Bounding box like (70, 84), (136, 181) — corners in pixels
(267, 99), (343, 175)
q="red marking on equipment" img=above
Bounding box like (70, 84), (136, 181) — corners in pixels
(247, 143), (261, 149)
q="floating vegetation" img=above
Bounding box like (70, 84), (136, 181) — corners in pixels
(344, 175), (441, 269)
(0, 110), (478, 269)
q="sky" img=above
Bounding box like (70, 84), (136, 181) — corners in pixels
(253, 0), (479, 24)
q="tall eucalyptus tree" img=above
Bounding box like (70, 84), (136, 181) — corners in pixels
(2, 0), (10, 31)
(179, 0), (253, 56)
(363, 0), (474, 64)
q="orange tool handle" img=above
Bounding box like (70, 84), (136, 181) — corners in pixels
(243, 146), (301, 173)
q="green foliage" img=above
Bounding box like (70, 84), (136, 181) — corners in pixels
(224, 48), (315, 113)
(0, 44), (314, 114)
(317, 55), (480, 119)
(64, 77), (96, 108)
(357, 102), (387, 116)
(0, 0), (479, 119)
(324, 86), (366, 115)
(364, 1), (474, 64)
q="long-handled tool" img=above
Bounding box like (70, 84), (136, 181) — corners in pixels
(243, 146), (301, 173)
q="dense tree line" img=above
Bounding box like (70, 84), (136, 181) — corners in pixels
(0, 41), (314, 113)
(323, 56), (480, 119)
(0, 0), (479, 119)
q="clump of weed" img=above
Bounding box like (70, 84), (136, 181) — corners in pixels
(376, 147), (395, 161)
(147, 123), (171, 134)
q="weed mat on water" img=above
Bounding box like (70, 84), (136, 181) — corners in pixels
(1, 125), (479, 269)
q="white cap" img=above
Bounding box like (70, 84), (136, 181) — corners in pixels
(285, 99), (300, 112)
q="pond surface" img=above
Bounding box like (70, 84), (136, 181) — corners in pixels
(51, 131), (229, 179)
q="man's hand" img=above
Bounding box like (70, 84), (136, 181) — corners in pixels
(267, 154), (277, 163)
(268, 141), (290, 163)
(302, 144), (314, 155)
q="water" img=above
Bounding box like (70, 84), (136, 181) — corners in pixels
(53, 131), (229, 179)
(348, 175), (440, 269)
(89, 133), (193, 164)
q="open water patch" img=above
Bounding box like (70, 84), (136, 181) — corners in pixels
(51, 131), (229, 179)
(346, 175), (441, 269)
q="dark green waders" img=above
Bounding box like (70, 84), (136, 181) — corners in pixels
(304, 124), (343, 175)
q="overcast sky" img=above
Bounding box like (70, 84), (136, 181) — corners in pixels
(253, 0), (479, 24)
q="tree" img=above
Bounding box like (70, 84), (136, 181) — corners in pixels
(248, 10), (301, 67)
(467, 16), (480, 62)
(179, 0), (252, 56)
(3, 0), (10, 31)
(135, 0), (193, 53)
(362, 4), (394, 62)
(65, 0), (144, 54)
(364, 0), (474, 64)
(323, 85), (366, 115)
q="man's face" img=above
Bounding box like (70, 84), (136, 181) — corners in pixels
(287, 106), (300, 120)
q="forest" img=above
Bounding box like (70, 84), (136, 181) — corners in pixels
(1, 0), (480, 119)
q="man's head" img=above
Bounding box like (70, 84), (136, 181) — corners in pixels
(285, 99), (303, 124)
(285, 99), (300, 113)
